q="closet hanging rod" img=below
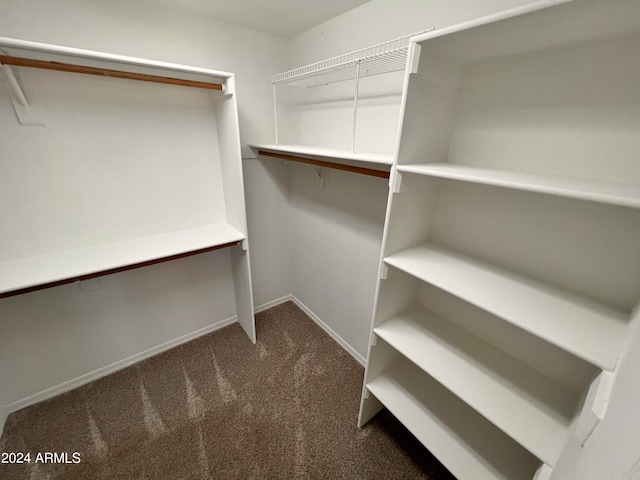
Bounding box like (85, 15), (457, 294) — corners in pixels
(257, 150), (390, 179)
(0, 54), (223, 91)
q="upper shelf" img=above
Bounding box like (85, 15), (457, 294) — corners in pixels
(271, 30), (432, 87)
(396, 163), (640, 209)
(0, 223), (245, 298)
(0, 37), (231, 91)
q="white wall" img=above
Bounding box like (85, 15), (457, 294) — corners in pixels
(283, 0), (544, 362)
(0, 0), (290, 423)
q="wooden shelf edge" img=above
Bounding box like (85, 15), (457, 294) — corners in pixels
(0, 241), (239, 299)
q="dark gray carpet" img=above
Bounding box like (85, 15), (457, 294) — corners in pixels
(0, 301), (455, 479)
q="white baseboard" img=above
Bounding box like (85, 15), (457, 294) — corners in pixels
(3, 315), (238, 416)
(0, 407), (8, 438)
(254, 294), (293, 314)
(290, 295), (366, 366)
(1, 295), (365, 425)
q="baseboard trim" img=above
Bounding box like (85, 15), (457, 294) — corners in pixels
(254, 294), (293, 314)
(0, 407), (8, 438)
(2, 294), (366, 425)
(290, 295), (366, 366)
(3, 315), (238, 416)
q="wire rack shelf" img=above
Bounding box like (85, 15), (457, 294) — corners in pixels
(271, 29), (433, 86)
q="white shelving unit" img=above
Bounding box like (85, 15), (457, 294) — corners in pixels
(249, 31), (430, 179)
(359, 0), (640, 478)
(0, 37), (256, 341)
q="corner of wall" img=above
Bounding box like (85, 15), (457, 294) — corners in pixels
(0, 407), (8, 439)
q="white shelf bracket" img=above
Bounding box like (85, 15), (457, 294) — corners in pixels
(533, 464), (553, 480)
(408, 42), (423, 74)
(391, 171), (403, 193)
(307, 165), (325, 189)
(1, 61), (46, 127)
(351, 60), (361, 153)
(240, 239), (249, 251)
(363, 387), (370, 399)
(575, 369), (616, 446)
(371, 333), (377, 347)
(380, 264), (389, 280)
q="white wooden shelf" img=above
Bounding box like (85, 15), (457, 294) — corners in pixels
(366, 359), (539, 480)
(250, 144), (392, 179)
(0, 36), (231, 90)
(397, 163), (640, 209)
(0, 223), (245, 297)
(375, 304), (576, 465)
(384, 244), (627, 370)
(250, 144), (393, 166)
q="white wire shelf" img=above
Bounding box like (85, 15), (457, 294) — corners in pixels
(271, 29), (433, 86)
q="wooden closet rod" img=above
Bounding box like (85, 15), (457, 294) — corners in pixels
(0, 54), (223, 91)
(258, 150), (390, 179)
(0, 241), (238, 299)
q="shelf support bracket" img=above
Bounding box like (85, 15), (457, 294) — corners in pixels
(380, 264), (389, 280)
(307, 165), (325, 189)
(0, 55), (46, 127)
(575, 369), (615, 447)
(391, 171), (403, 193)
(351, 60), (361, 153)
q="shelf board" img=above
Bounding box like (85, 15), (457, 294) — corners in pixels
(271, 30), (431, 86)
(367, 359), (539, 480)
(0, 36), (231, 89)
(0, 223), (245, 298)
(384, 244), (627, 370)
(375, 304), (576, 465)
(250, 144), (393, 166)
(396, 163), (640, 209)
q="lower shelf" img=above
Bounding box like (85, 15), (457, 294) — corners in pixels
(366, 358), (540, 480)
(0, 223), (245, 297)
(374, 305), (577, 465)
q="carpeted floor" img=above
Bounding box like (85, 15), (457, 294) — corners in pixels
(0, 301), (455, 479)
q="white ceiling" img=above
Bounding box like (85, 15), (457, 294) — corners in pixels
(133, 0), (371, 37)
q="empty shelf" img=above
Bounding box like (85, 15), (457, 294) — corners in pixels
(384, 244), (627, 370)
(367, 359), (539, 480)
(396, 163), (640, 209)
(0, 223), (245, 297)
(375, 305), (577, 465)
(251, 144), (393, 166)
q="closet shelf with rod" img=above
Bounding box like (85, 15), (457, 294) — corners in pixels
(249, 30), (431, 179)
(0, 36), (256, 342)
(0, 37), (229, 92)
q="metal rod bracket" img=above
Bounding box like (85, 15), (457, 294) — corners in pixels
(307, 165), (325, 189)
(1, 62), (46, 127)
